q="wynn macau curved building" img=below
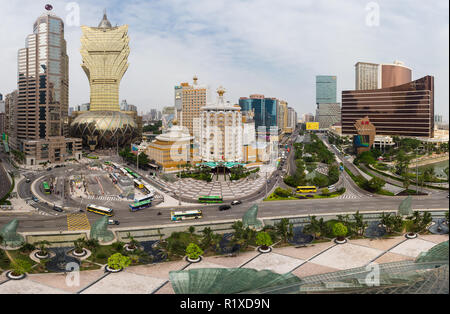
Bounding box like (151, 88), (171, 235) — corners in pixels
(70, 12), (141, 150)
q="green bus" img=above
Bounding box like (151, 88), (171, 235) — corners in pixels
(42, 181), (51, 194)
(129, 199), (152, 212)
(125, 167), (141, 179)
(198, 196), (223, 203)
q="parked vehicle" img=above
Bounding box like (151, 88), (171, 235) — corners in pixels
(231, 200), (242, 205)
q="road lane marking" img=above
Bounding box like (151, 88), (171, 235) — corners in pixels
(67, 212), (91, 231)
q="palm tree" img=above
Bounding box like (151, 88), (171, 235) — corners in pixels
(304, 216), (320, 238)
(36, 240), (51, 257)
(353, 211), (367, 236)
(126, 233), (140, 250)
(0, 235), (4, 247)
(85, 238), (100, 251)
(188, 226), (196, 241)
(275, 218), (292, 243)
(73, 238), (86, 254)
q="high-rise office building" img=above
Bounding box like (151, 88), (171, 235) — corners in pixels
(277, 100), (289, 134)
(10, 7), (81, 165)
(342, 76), (434, 138)
(315, 75), (340, 129)
(181, 76), (208, 136)
(315, 103), (341, 129)
(316, 76), (337, 104)
(80, 12), (130, 111)
(287, 107), (297, 131)
(0, 93), (4, 113)
(174, 85), (183, 110)
(302, 113), (315, 123)
(355, 61), (412, 90)
(5, 91), (17, 139)
(239, 95), (278, 135)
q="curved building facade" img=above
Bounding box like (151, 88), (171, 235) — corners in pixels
(70, 111), (138, 150)
(342, 76), (434, 138)
(381, 62), (412, 89)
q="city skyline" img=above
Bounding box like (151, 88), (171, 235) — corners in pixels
(0, 0), (448, 120)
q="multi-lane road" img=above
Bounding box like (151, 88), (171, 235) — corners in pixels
(0, 132), (448, 233)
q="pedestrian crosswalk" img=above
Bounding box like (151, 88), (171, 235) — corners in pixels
(67, 212), (91, 231)
(86, 195), (123, 201)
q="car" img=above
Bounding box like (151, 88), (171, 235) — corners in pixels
(53, 206), (63, 212)
(25, 178), (31, 183)
(328, 185), (336, 190)
(219, 205), (231, 211)
(108, 219), (120, 225)
(32, 196), (39, 202)
(46, 167), (52, 171)
(231, 200), (242, 205)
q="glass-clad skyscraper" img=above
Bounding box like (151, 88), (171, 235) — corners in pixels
(9, 8), (82, 165)
(316, 76), (337, 104)
(239, 95), (278, 134)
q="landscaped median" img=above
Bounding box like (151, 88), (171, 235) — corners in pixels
(264, 187), (346, 201)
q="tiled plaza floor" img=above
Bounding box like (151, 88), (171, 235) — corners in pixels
(0, 234), (447, 294)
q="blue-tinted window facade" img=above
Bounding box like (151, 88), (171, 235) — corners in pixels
(239, 98), (278, 133)
(316, 76), (337, 104)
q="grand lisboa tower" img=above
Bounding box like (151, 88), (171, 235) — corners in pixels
(70, 12), (139, 151)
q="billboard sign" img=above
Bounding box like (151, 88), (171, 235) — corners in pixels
(306, 122), (319, 130)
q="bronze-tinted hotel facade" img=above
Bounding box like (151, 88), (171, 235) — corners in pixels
(342, 76), (434, 138)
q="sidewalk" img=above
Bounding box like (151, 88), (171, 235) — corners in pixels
(0, 234), (446, 294)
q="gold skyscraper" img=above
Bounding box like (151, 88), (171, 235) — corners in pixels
(80, 12), (130, 111)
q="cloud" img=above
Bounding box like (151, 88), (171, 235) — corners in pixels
(0, 0), (448, 120)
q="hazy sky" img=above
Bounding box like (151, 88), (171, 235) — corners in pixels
(0, 0), (448, 119)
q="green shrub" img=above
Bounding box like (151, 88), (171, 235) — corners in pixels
(186, 243), (204, 260)
(332, 223), (348, 239)
(107, 253), (131, 270)
(255, 232), (273, 248)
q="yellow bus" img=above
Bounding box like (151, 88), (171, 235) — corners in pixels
(296, 186), (317, 193)
(86, 204), (114, 216)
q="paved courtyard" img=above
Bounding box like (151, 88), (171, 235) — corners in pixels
(0, 234), (447, 294)
(150, 165), (276, 201)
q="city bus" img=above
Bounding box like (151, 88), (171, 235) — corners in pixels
(129, 199), (152, 212)
(42, 181), (51, 194)
(198, 196), (223, 203)
(296, 186), (317, 193)
(86, 204), (114, 216)
(143, 183), (155, 195)
(134, 179), (144, 189)
(171, 210), (203, 221)
(135, 195), (154, 203)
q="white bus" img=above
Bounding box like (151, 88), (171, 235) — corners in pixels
(86, 204), (114, 216)
(143, 183), (155, 196)
(135, 195), (154, 203)
(171, 210), (203, 221)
